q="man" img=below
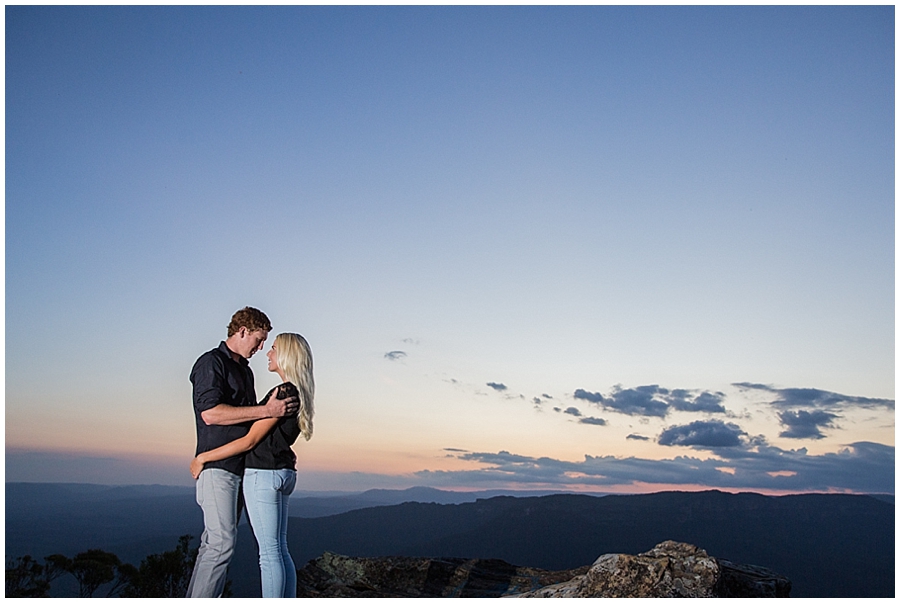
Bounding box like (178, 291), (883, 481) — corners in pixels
(186, 307), (299, 598)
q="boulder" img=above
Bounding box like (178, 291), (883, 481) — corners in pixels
(294, 541), (791, 597)
(514, 541), (791, 598)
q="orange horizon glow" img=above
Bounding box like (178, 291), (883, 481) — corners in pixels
(7, 445), (892, 498)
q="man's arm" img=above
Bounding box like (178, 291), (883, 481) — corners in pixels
(200, 389), (299, 426)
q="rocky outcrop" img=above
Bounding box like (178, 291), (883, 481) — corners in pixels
(295, 552), (588, 597)
(295, 541), (791, 597)
(514, 540), (791, 597)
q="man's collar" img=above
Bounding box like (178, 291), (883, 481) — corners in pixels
(217, 341), (248, 365)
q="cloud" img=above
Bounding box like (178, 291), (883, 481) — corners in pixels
(734, 383), (894, 410)
(668, 390), (727, 413)
(627, 434), (651, 441)
(576, 385), (668, 417)
(579, 417), (607, 426)
(778, 409), (840, 439)
(563, 407), (582, 417)
(658, 420), (748, 448)
(384, 350), (407, 361)
(573, 389), (605, 404)
(418, 442), (894, 494)
(486, 382), (507, 392)
(574, 385), (726, 417)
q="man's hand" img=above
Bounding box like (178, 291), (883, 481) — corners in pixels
(263, 388), (299, 418)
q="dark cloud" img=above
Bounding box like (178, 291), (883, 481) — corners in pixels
(486, 382), (507, 392)
(627, 434), (650, 441)
(384, 351), (407, 361)
(778, 410), (840, 440)
(542, 394), (553, 400)
(563, 407), (582, 417)
(573, 389), (605, 404)
(417, 442), (894, 494)
(574, 385), (725, 417)
(734, 383), (894, 410)
(668, 390), (727, 413)
(658, 420), (747, 448)
(579, 417), (607, 426)
(598, 385), (669, 417)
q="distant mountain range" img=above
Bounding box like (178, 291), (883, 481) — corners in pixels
(284, 486), (589, 517)
(6, 483), (894, 598)
(4, 483), (582, 569)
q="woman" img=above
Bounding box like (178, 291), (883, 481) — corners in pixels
(191, 332), (314, 598)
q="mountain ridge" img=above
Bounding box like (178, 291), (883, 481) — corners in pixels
(6, 484), (893, 597)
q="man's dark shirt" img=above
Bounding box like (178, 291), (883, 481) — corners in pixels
(191, 341), (257, 476)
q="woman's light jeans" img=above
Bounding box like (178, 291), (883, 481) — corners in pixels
(243, 468), (297, 597)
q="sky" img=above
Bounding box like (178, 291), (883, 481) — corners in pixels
(5, 6), (895, 495)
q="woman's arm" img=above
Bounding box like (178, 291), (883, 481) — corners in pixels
(190, 418), (278, 479)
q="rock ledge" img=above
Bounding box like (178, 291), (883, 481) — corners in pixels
(295, 540), (791, 598)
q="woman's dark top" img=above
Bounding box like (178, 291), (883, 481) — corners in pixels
(244, 382), (302, 471)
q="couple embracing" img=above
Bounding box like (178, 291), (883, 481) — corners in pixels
(186, 307), (314, 598)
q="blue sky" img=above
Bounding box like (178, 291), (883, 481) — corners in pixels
(5, 6), (894, 494)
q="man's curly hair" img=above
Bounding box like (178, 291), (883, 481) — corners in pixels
(227, 307), (272, 337)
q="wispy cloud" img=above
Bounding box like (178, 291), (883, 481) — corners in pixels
(418, 442), (894, 493)
(777, 409), (840, 439)
(384, 350), (407, 361)
(733, 383), (894, 410)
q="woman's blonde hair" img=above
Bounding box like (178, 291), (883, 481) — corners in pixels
(275, 332), (315, 441)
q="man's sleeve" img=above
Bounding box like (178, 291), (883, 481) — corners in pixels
(191, 354), (228, 413)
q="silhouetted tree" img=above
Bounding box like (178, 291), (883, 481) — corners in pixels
(122, 534), (195, 597)
(43, 555), (71, 584)
(6, 553), (76, 597)
(8, 537), (237, 598)
(6, 555), (50, 597)
(68, 550), (129, 597)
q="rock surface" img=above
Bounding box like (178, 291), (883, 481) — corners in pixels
(514, 541), (791, 598)
(296, 552), (588, 597)
(295, 541), (790, 597)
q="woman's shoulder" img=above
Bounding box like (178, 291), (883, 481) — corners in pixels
(276, 381), (300, 399)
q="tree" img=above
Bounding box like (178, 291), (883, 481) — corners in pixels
(6, 555), (50, 597)
(5, 553), (80, 597)
(122, 534), (196, 597)
(9, 536), (235, 598)
(68, 550), (128, 598)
